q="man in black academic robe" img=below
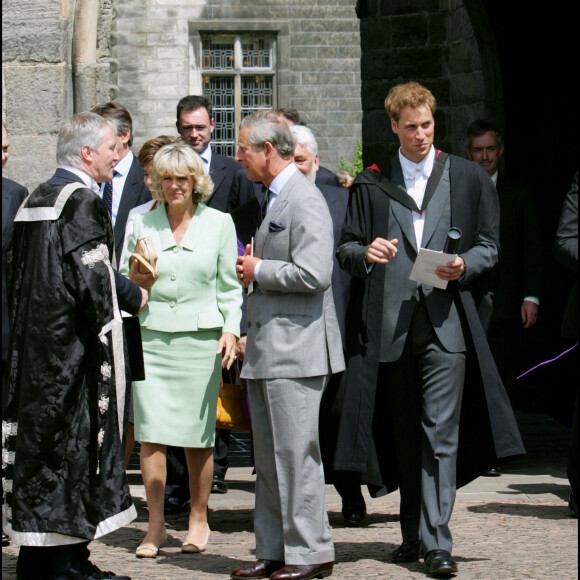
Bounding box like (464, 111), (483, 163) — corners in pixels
(334, 82), (524, 576)
(3, 113), (145, 580)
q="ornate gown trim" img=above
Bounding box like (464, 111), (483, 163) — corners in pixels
(2, 504), (137, 547)
(81, 244), (110, 268)
(84, 246), (127, 442)
(2, 421), (18, 446)
(14, 183), (85, 222)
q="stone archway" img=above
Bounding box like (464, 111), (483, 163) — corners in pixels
(356, 0), (503, 166)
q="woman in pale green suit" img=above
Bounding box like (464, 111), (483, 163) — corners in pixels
(121, 142), (242, 557)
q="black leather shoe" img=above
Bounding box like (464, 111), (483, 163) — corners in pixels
(211, 473), (228, 494)
(55, 562), (132, 580)
(391, 540), (422, 563)
(569, 491), (578, 518)
(341, 498), (367, 525)
(424, 549), (458, 575)
(164, 495), (189, 514)
(270, 562), (333, 580)
(230, 559), (284, 579)
(2, 532), (9, 547)
(483, 467), (502, 477)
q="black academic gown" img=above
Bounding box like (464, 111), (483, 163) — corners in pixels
(3, 180), (136, 544)
(333, 154), (525, 494)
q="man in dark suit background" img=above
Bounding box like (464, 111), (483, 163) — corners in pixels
(275, 108), (341, 188)
(176, 95), (254, 213)
(171, 95), (255, 500)
(289, 124), (369, 525)
(2, 124), (28, 373)
(91, 102), (152, 268)
(2, 123), (28, 548)
(335, 82), (524, 576)
(554, 172), (578, 518)
(466, 120), (544, 395)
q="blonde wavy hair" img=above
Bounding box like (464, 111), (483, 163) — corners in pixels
(151, 141), (214, 204)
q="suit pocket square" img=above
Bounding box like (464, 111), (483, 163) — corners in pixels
(269, 221), (286, 232)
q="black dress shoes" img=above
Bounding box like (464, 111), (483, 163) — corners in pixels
(230, 559), (285, 579)
(569, 491), (578, 518)
(211, 473), (228, 494)
(341, 498), (367, 525)
(483, 467), (502, 477)
(164, 495), (189, 514)
(424, 549), (458, 575)
(391, 540), (422, 563)
(2, 532), (10, 546)
(269, 562), (333, 580)
(56, 562), (132, 580)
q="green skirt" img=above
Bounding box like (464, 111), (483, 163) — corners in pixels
(133, 328), (221, 448)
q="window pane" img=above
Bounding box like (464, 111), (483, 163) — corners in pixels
(242, 38), (272, 69)
(241, 76), (273, 117)
(202, 37), (234, 70)
(203, 76), (235, 157)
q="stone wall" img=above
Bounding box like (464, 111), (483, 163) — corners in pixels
(111, 0), (362, 172)
(357, 0), (497, 165)
(2, 0), (113, 190)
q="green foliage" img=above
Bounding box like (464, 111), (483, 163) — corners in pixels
(338, 139), (363, 177)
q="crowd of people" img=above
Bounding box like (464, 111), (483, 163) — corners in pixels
(2, 81), (577, 580)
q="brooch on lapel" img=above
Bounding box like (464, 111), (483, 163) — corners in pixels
(269, 221), (286, 232)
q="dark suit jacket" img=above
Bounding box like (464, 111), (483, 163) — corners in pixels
(318, 182), (350, 345)
(2, 177), (28, 360)
(206, 153), (255, 212)
(114, 156), (151, 267)
(47, 168), (143, 315)
(554, 172), (578, 339)
(316, 165), (340, 188)
(489, 173), (544, 321)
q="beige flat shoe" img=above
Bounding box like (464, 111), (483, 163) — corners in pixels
(136, 529), (168, 558)
(182, 524), (211, 553)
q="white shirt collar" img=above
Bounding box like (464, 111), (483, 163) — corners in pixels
(58, 165), (100, 195)
(114, 149), (134, 177)
(399, 146), (436, 181)
(491, 171), (499, 185)
(199, 145), (212, 174)
(269, 163), (298, 197)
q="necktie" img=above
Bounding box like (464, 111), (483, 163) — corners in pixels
(260, 188), (271, 222)
(103, 179), (113, 216)
(102, 170), (119, 216)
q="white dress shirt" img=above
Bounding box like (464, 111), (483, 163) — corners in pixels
(199, 145), (212, 176)
(99, 150), (134, 227)
(59, 165), (101, 195)
(399, 146), (436, 250)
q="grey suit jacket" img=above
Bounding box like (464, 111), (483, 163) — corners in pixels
(241, 169), (345, 380)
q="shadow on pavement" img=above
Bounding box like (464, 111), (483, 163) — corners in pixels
(467, 501), (573, 519)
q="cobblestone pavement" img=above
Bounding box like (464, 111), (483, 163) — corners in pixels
(3, 412), (578, 579)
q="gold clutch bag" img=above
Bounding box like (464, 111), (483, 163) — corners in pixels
(130, 237), (159, 278)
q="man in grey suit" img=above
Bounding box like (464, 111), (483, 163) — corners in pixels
(335, 82), (524, 576)
(231, 112), (344, 580)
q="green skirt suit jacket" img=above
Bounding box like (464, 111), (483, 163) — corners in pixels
(121, 202), (242, 447)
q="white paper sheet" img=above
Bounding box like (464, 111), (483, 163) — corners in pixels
(409, 248), (457, 290)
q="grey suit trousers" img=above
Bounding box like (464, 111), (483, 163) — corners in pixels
(379, 294), (466, 553)
(247, 376), (335, 565)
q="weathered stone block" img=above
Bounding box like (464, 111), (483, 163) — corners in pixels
(2, 133), (58, 192)
(4, 64), (70, 134)
(391, 15), (429, 48)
